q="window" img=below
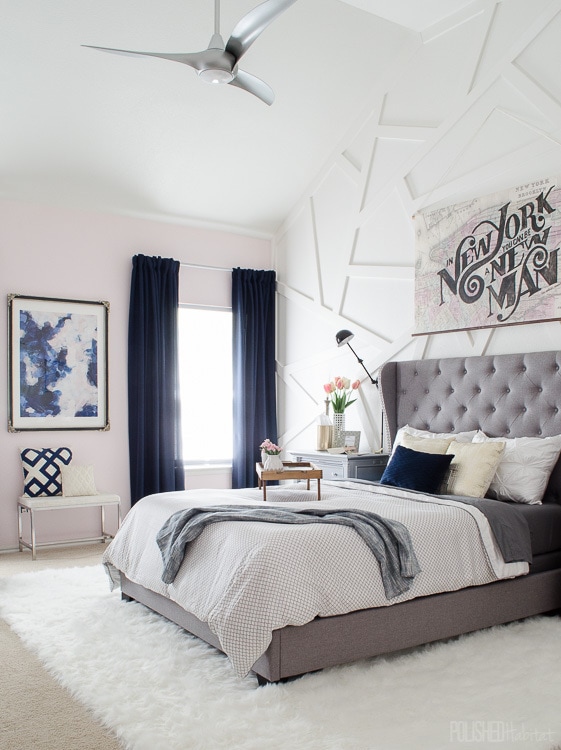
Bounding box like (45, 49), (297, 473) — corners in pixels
(178, 306), (233, 464)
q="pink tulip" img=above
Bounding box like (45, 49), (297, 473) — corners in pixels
(323, 383), (334, 394)
(352, 380), (360, 389)
(334, 377), (344, 390)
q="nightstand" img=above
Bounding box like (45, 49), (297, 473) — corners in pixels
(288, 450), (389, 482)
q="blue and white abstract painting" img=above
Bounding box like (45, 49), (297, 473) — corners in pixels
(19, 309), (99, 419)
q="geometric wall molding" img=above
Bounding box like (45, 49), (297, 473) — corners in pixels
(274, 0), (561, 454)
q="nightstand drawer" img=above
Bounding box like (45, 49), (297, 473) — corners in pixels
(290, 451), (389, 482)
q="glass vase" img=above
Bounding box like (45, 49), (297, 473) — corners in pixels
(332, 412), (346, 448)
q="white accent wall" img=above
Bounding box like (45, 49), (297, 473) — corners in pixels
(275, 0), (561, 456)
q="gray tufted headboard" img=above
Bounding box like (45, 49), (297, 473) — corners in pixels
(379, 350), (561, 504)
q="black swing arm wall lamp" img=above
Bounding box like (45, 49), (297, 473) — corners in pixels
(335, 329), (385, 450)
(335, 330), (378, 388)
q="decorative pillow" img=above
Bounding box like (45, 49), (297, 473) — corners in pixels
(391, 425), (477, 456)
(442, 440), (505, 498)
(400, 433), (453, 455)
(61, 465), (98, 497)
(380, 445), (455, 494)
(473, 431), (561, 505)
(20, 447), (73, 498)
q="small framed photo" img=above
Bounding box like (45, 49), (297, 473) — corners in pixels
(8, 294), (110, 431)
(342, 431), (361, 453)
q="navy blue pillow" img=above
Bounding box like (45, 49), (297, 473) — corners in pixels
(380, 445), (454, 495)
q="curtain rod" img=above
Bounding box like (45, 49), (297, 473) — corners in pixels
(180, 261), (231, 272)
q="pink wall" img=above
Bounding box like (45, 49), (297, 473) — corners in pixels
(0, 199), (271, 552)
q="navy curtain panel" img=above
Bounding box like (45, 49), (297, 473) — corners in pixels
(232, 268), (278, 489)
(128, 254), (185, 505)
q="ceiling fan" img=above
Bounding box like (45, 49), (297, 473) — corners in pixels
(83, 0), (298, 105)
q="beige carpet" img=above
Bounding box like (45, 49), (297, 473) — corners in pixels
(0, 544), (123, 750)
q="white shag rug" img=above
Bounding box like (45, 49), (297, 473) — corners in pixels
(0, 566), (560, 750)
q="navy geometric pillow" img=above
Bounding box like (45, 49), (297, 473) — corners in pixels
(20, 447), (73, 498)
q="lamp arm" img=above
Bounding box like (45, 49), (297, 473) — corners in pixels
(346, 342), (378, 387)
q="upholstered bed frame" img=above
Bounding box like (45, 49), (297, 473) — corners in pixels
(121, 350), (561, 683)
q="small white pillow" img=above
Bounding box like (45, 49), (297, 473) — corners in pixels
(473, 431), (561, 504)
(61, 465), (98, 497)
(392, 425), (477, 456)
(400, 433), (454, 455)
(443, 440), (505, 498)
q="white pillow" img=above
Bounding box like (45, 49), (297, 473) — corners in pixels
(392, 425), (477, 456)
(443, 440), (505, 498)
(400, 433), (454, 455)
(473, 431), (561, 505)
(61, 465), (98, 497)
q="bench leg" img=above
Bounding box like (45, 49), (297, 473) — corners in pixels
(30, 509), (37, 561)
(17, 505), (24, 553)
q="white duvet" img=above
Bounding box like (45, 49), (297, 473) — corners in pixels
(103, 481), (528, 676)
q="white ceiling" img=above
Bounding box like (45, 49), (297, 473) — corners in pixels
(1, 0), (473, 235)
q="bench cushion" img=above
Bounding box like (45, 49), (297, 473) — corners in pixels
(19, 494), (120, 510)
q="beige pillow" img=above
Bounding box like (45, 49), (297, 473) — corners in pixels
(61, 465), (98, 497)
(443, 440), (505, 498)
(400, 433), (453, 455)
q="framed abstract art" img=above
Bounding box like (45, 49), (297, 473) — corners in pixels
(8, 294), (109, 431)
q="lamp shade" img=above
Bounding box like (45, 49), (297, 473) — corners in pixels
(335, 329), (354, 347)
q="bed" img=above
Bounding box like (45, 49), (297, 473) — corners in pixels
(105, 350), (561, 683)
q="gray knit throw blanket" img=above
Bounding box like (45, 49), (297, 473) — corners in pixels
(156, 505), (421, 599)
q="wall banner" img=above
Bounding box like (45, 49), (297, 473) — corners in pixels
(414, 177), (561, 335)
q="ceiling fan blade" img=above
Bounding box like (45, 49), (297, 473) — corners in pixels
(82, 45), (203, 70)
(225, 0), (298, 62)
(229, 69), (274, 105)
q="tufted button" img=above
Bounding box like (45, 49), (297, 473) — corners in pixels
(436, 406), (441, 411)
(491, 367), (496, 373)
(491, 407), (496, 412)
(538, 430), (542, 435)
(506, 388), (510, 393)
(414, 406), (419, 411)
(425, 389), (430, 394)
(414, 371), (418, 376)
(538, 387), (543, 392)
(521, 366), (527, 372)
(450, 388), (454, 394)
(476, 387), (481, 393)
(556, 365), (560, 371)
(555, 408), (559, 414)
(437, 370), (441, 375)
(506, 428), (510, 434)
(463, 406), (468, 412)
(463, 369), (467, 374)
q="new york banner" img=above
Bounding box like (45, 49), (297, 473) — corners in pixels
(414, 177), (561, 335)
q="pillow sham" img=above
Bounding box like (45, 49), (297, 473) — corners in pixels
(380, 445), (454, 495)
(400, 433), (453, 455)
(391, 425), (477, 456)
(20, 447), (73, 498)
(442, 440), (505, 498)
(61, 464), (98, 497)
(473, 431), (561, 504)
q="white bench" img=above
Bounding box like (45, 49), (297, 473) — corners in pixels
(18, 494), (121, 560)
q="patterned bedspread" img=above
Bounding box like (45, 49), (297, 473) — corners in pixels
(103, 481), (529, 677)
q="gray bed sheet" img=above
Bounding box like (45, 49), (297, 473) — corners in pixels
(506, 502), (561, 556)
